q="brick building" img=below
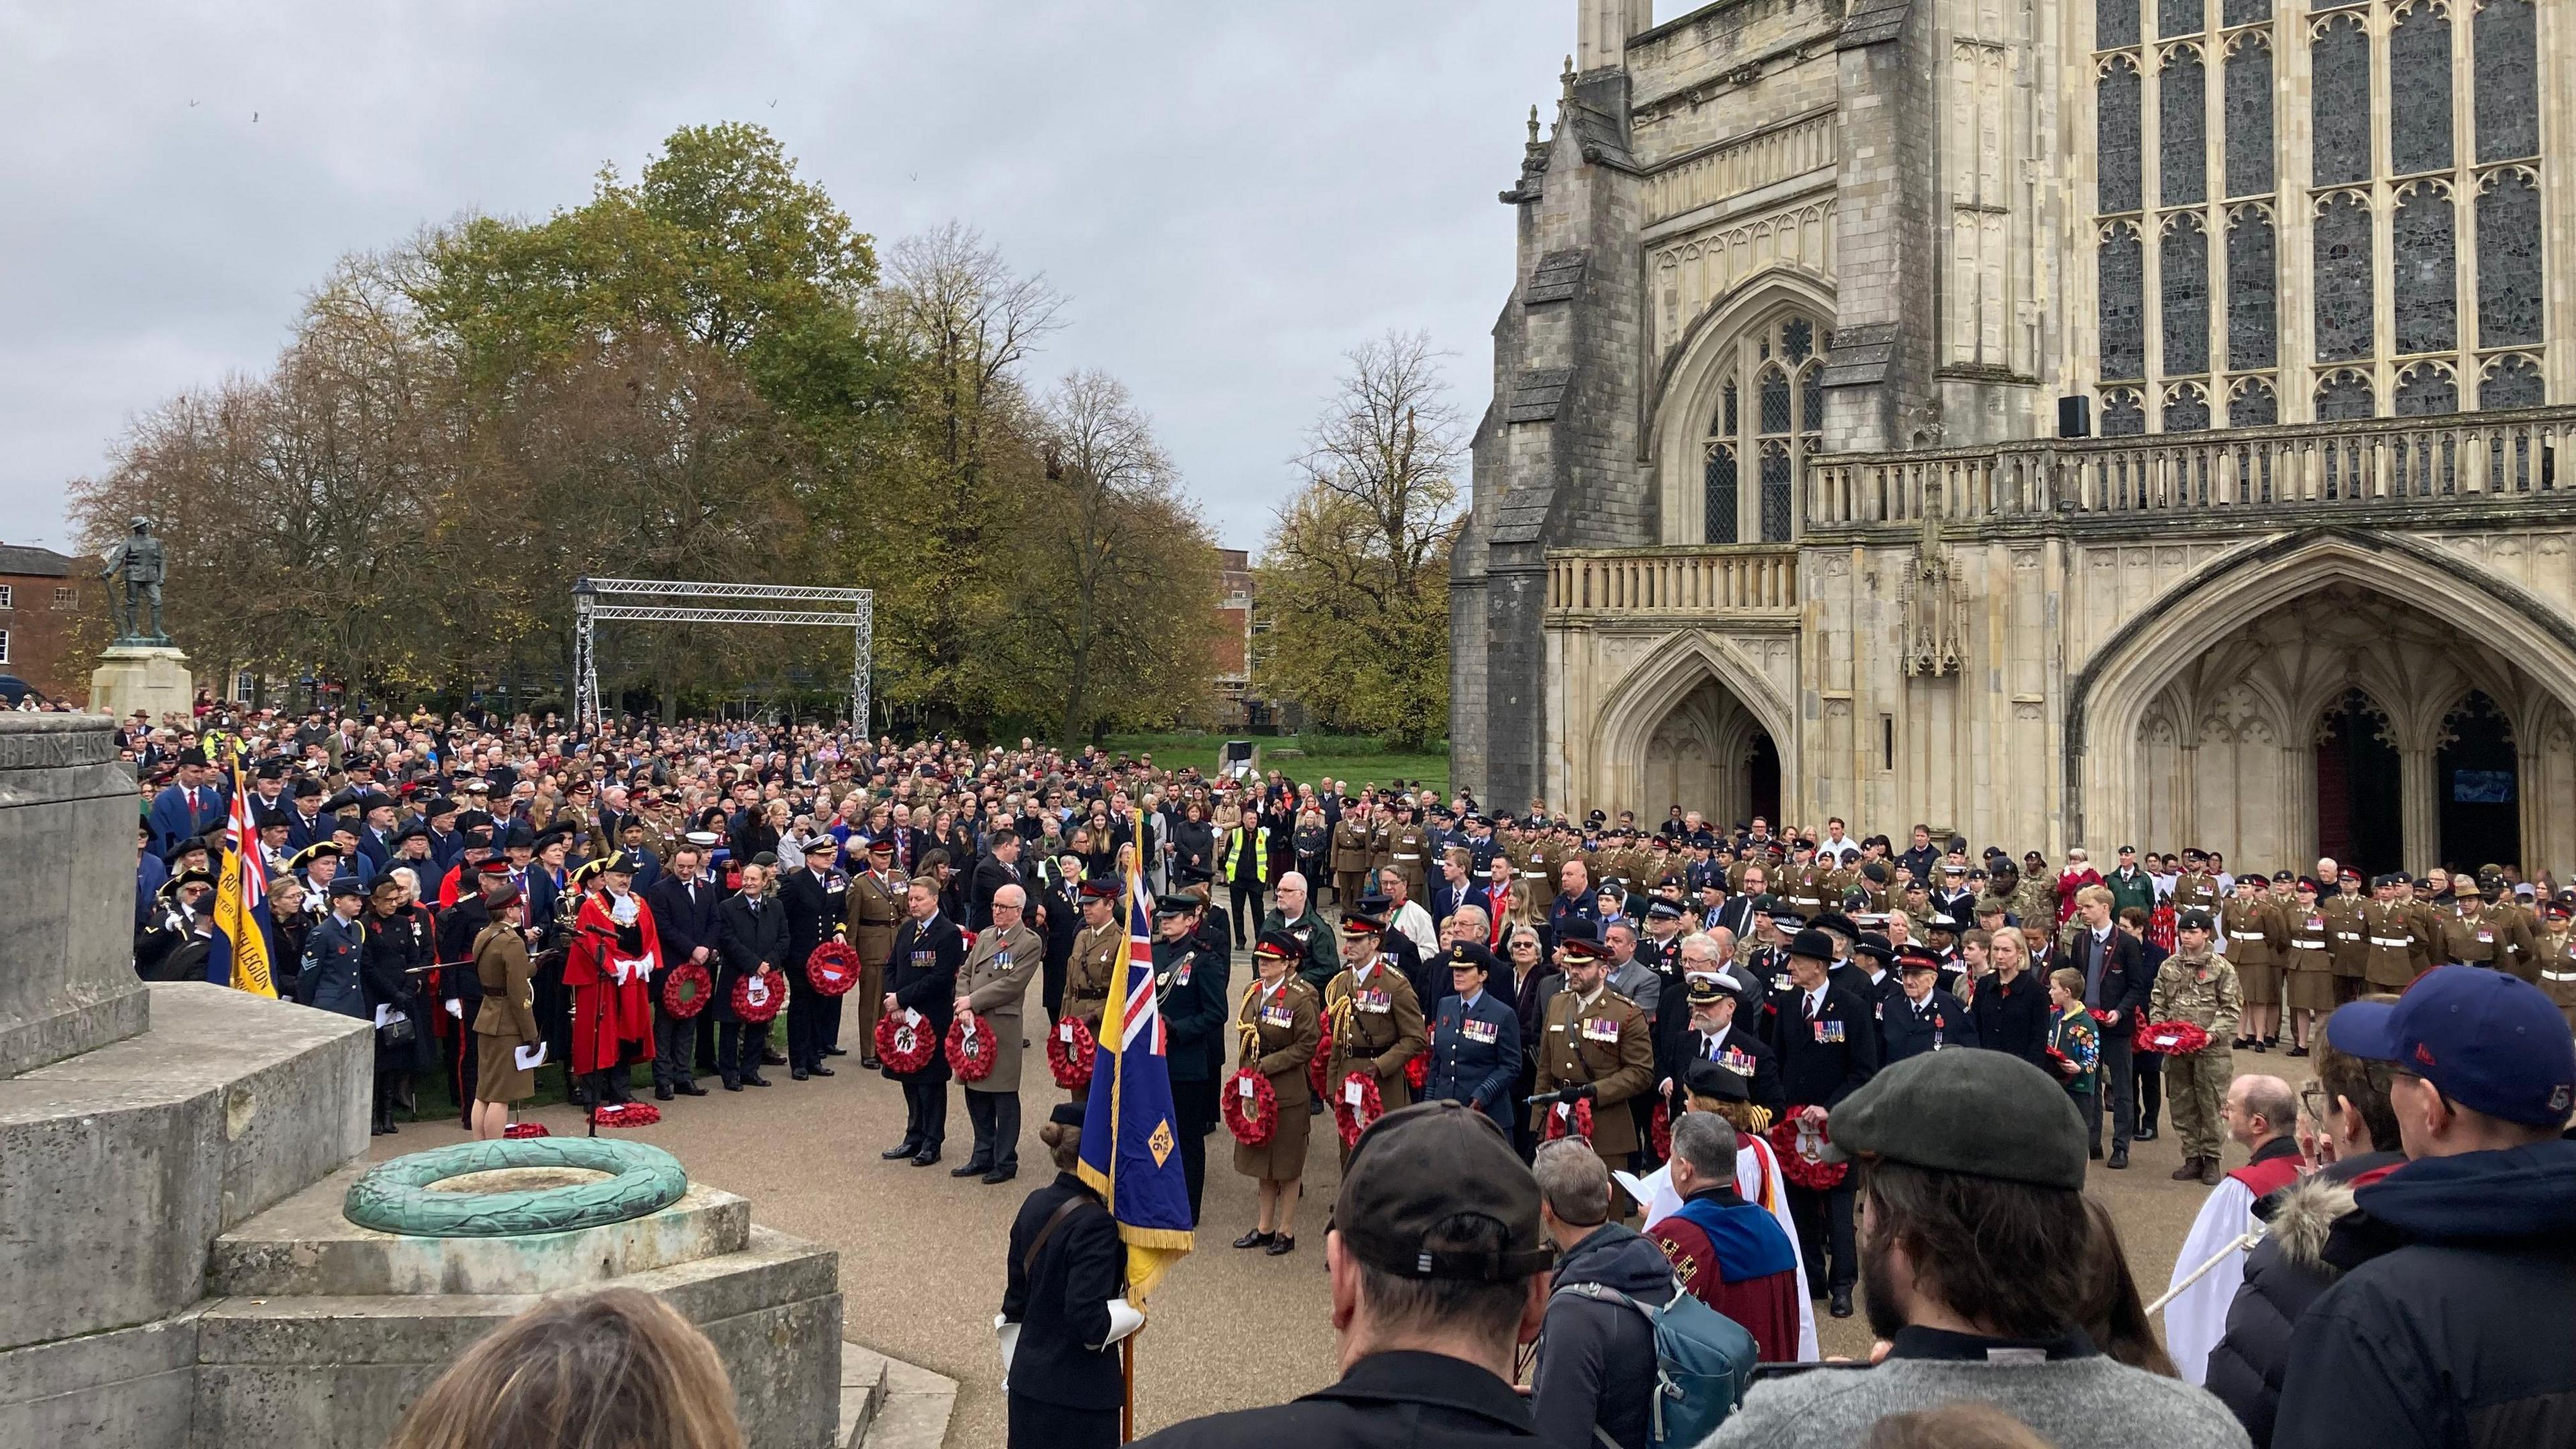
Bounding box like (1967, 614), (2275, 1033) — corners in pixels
(1453, 0), (2576, 878)
(0, 543), (89, 704)
(1215, 548), (1258, 724)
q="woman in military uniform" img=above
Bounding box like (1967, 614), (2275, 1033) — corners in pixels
(2280, 877), (2337, 1056)
(2219, 874), (2285, 1050)
(470, 887), (543, 1138)
(1232, 930), (1321, 1255)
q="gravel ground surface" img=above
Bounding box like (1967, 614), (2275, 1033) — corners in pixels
(372, 968), (2299, 1444)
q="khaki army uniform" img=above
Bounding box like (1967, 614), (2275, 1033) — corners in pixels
(1518, 841), (1557, 901)
(2148, 947), (2243, 1167)
(2220, 896), (2288, 1007)
(1232, 975), (1321, 1182)
(2322, 891), (2369, 1002)
(1389, 823), (1430, 899)
(1784, 865), (1830, 920)
(846, 867), (905, 1052)
(1531, 984), (1656, 1169)
(2168, 871), (2223, 919)
(2361, 898), (2425, 988)
(1366, 816), (1396, 883)
(2438, 899), (2539, 983)
(1322, 959), (1428, 1159)
(2405, 894), (2449, 977)
(1063, 920), (1122, 1040)
(2282, 900), (2337, 1014)
(2538, 926), (2576, 1032)
(1329, 816), (1372, 906)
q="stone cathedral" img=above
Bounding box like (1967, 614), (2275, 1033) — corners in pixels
(1449, 0), (2576, 878)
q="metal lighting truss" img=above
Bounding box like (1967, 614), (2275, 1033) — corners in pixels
(573, 576), (871, 737)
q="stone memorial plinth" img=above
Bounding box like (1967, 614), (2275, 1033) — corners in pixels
(89, 643), (194, 725)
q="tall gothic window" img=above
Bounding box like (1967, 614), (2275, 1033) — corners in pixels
(2224, 34), (2273, 197)
(2100, 0), (2141, 46)
(2389, 3), (2453, 176)
(2160, 46), (2207, 205)
(2476, 169), (2543, 347)
(2161, 0), (2203, 39)
(2314, 193), (2375, 362)
(2099, 58), (2143, 213)
(2163, 213), (2211, 376)
(2310, 15), (2371, 187)
(2100, 221), (2146, 381)
(2392, 183), (2459, 356)
(2473, 0), (2538, 163)
(1702, 313), (1824, 545)
(2226, 205), (2277, 368)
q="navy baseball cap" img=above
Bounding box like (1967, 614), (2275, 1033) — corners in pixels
(2326, 965), (2576, 1128)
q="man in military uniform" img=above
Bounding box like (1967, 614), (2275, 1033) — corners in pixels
(847, 837), (906, 1068)
(1322, 908), (1429, 1164)
(2168, 849), (2223, 919)
(2437, 872), (2540, 982)
(1387, 802), (1430, 902)
(1151, 891), (1231, 1222)
(777, 836), (848, 1080)
(2219, 871), (2286, 1050)
(2402, 873), (2449, 979)
(952, 883), (1045, 1184)
(1364, 803), (1397, 894)
(1059, 877), (1124, 1099)
(2360, 873), (2423, 990)
(1531, 926), (1656, 1183)
(2322, 868), (2371, 1004)
(2147, 910), (2243, 1185)
(1328, 804), (1371, 909)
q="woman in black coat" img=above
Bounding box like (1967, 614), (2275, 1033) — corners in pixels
(1000, 1104), (1130, 1449)
(1169, 801), (1215, 883)
(361, 877), (435, 1134)
(1968, 924), (2052, 1068)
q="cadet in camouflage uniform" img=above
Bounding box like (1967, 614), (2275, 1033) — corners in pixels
(2147, 909), (2242, 1185)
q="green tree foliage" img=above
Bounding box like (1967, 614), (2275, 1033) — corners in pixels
(1255, 332), (1462, 749)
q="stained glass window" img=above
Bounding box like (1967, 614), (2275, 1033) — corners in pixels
(2474, 0), (2538, 162)
(2311, 16), (2371, 186)
(1705, 446), (1740, 544)
(2165, 382), (2212, 430)
(2392, 186), (2458, 356)
(2162, 0), (2204, 38)
(2160, 48), (2206, 205)
(2229, 378), (2278, 425)
(2224, 36), (2273, 197)
(2476, 170), (2543, 347)
(2100, 223), (2146, 380)
(2100, 0), (2141, 47)
(1760, 367), (1792, 433)
(2226, 207), (2278, 368)
(2102, 388), (2148, 435)
(2163, 215), (2211, 376)
(2479, 354), (2545, 409)
(2389, 5), (2453, 175)
(2100, 59), (2143, 213)
(2394, 364), (2459, 415)
(1783, 318), (1814, 362)
(2316, 371), (2376, 419)
(2222, 0), (2269, 25)
(1759, 444), (1794, 543)
(2313, 193), (2374, 362)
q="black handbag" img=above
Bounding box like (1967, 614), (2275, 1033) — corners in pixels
(377, 1011), (417, 1049)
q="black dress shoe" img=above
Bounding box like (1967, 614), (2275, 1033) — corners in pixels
(1234, 1230), (1275, 1250)
(860, 1057), (883, 1070)
(1829, 1289), (1854, 1318)
(678, 1081), (708, 1096)
(910, 1148), (942, 1167)
(823, 1046), (849, 1057)
(743, 1074), (772, 1087)
(763, 1051), (789, 1066)
(981, 1166), (1017, 1185)
(881, 1142), (922, 1160)
(792, 1069), (810, 1081)
(1265, 1234), (1296, 1256)
(2108, 1149), (2130, 1169)
(2134, 1126), (2159, 1141)
(722, 1079), (743, 1092)
(951, 1161), (991, 1179)
(655, 1085), (676, 1102)
(2288, 1046), (2310, 1058)
(808, 1065), (835, 1077)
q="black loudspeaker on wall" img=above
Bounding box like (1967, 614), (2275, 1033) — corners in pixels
(2058, 395), (2091, 438)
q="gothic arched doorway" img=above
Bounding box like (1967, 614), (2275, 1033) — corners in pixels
(2316, 690), (2402, 877)
(2437, 692), (2521, 871)
(1643, 676), (1774, 829)
(1747, 731), (1782, 828)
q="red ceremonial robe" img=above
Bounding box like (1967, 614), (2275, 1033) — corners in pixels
(1648, 1187), (1805, 1364)
(564, 889), (660, 1074)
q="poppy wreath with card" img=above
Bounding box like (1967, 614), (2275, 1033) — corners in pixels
(1541, 1095), (1595, 1144)
(1308, 1022), (1335, 1099)
(660, 961), (712, 1019)
(804, 940), (861, 997)
(945, 1012), (998, 1083)
(1221, 1067), (1277, 1147)
(731, 969), (784, 1025)
(2137, 1019), (2212, 1056)
(1330, 1070), (1384, 1149)
(1046, 1016), (1096, 1090)
(1770, 1108), (1849, 1190)
(874, 1009), (937, 1074)
(589, 1102), (661, 1128)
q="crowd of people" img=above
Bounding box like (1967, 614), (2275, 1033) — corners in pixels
(117, 701), (2576, 1448)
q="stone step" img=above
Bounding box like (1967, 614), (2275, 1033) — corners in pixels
(859, 1356), (958, 1449)
(838, 1343), (888, 1448)
(211, 1161), (753, 1298)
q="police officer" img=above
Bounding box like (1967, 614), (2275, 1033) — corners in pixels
(1766, 926), (1879, 1318)
(1426, 940), (1521, 1137)
(1152, 891), (1230, 1223)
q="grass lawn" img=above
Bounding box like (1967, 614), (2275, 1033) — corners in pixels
(1101, 733), (1449, 797)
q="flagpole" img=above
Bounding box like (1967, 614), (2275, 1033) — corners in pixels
(1120, 1333), (1135, 1443)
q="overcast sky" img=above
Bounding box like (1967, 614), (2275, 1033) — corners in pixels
(0, 1), (1593, 557)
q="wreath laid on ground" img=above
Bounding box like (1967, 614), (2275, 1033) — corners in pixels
(731, 969), (784, 1024)
(590, 1102), (661, 1128)
(1650, 1100), (1672, 1160)
(1770, 1108), (1849, 1190)
(805, 940), (861, 997)
(660, 961), (712, 1019)
(2137, 1020), (2212, 1055)
(1047, 1017), (1096, 1090)
(875, 1009), (937, 1074)
(1541, 1096), (1595, 1144)
(1330, 1069), (1384, 1149)
(1222, 1067), (1277, 1146)
(502, 1121), (551, 1140)
(1405, 1053), (1428, 1092)
(945, 1012), (998, 1082)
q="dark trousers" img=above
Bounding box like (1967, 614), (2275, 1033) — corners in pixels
(1172, 1075), (1218, 1224)
(2135, 1050), (2164, 1131)
(449, 1002), (480, 1126)
(2094, 1032), (2135, 1152)
(818, 983), (843, 1052)
(786, 983), (824, 1069)
(718, 1020), (769, 1083)
(653, 1007), (698, 1089)
(1788, 1181), (1859, 1291)
(1228, 883), (1259, 946)
(695, 1014), (718, 1074)
(965, 1088), (1020, 1171)
(588, 1067), (633, 1105)
(1008, 1393), (1116, 1449)
(900, 1077), (949, 1150)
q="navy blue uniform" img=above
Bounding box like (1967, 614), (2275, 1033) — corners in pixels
(1426, 988), (1523, 1136)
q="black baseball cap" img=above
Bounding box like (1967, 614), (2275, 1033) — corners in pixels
(1826, 1049), (2089, 1191)
(1334, 1101), (1556, 1282)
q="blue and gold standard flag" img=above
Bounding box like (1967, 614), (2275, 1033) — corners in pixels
(209, 751), (276, 997)
(1077, 815), (1193, 1300)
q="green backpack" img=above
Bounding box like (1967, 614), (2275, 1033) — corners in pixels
(1551, 1277), (1759, 1447)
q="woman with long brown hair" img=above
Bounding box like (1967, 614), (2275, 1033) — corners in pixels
(386, 1289), (743, 1449)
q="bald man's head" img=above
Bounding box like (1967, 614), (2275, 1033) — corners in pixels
(2226, 1075), (2298, 1150)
